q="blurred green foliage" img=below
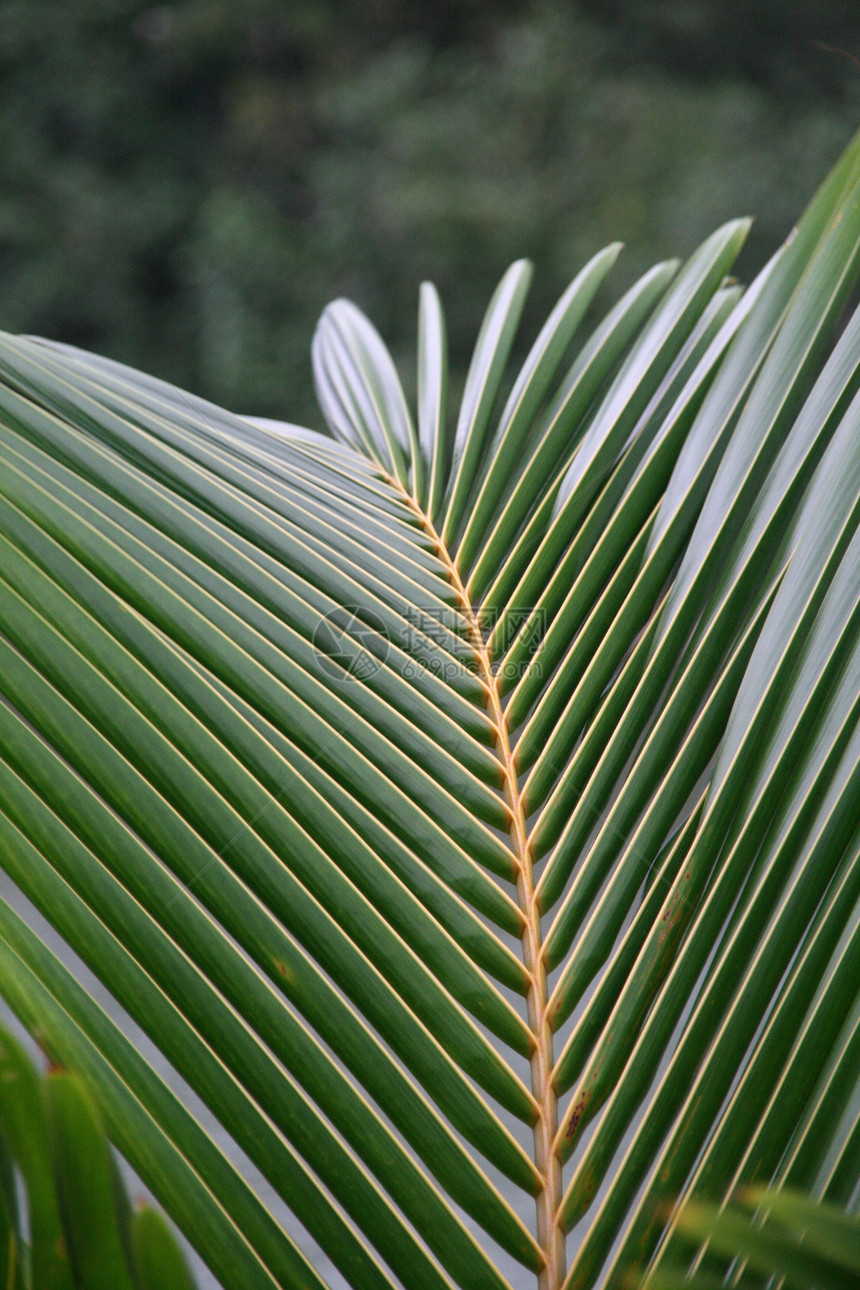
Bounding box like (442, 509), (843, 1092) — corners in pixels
(0, 1021), (197, 1289)
(0, 1), (857, 424)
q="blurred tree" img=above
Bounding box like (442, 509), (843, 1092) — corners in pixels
(577, 0), (860, 97)
(0, 1), (857, 424)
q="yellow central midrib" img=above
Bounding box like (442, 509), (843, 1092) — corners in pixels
(394, 483), (564, 1289)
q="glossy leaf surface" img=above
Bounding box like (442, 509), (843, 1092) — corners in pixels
(0, 131), (859, 1290)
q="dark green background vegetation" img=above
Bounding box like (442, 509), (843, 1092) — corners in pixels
(2, 1), (858, 424)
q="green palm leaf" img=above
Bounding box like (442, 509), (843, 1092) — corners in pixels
(0, 129), (859, 1290)
(641, 1188), (860, 1289)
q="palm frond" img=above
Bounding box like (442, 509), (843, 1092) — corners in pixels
(0, 129), (858, 1290)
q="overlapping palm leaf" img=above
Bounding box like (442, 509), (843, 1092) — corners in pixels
(642, 1189), (860, 1289)
(0, 130), (858, 1290)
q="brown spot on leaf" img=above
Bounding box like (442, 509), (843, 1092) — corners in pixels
(272, 958), (295, 985)
(565, 1093), (589, 1139)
